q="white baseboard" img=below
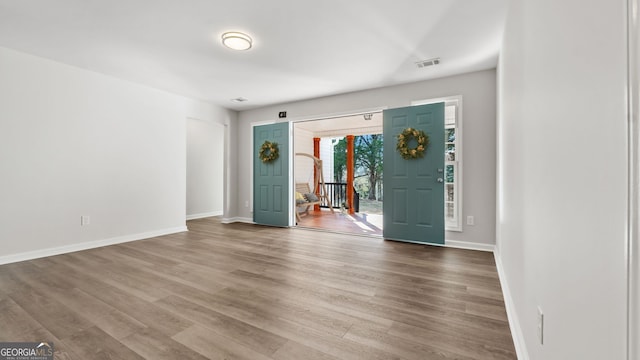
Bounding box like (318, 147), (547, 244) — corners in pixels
(0, 226), (188, 266)
(377, 238), (495, 253)
(186, 211), (223, 220)
(494, 250), (529, 360)
(221, 217), (254, 224)
(445, 239), (495, 252)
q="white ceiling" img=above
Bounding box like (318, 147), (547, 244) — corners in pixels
(0, 0), (507, 111)
(295, 112), (383, 138)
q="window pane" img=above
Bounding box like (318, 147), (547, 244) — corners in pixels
(446, 165), (454, 183)
(446, 203), (455, 219)
(446, 128), (456, 143)
(446, 184), (454, 201)
(446, 144), (455, 161)
(445, 105), (456, 125)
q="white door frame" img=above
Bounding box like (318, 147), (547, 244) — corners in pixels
(185, 117), (227, 221)
(290, 107), (387, 226)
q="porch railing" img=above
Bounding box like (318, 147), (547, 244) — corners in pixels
(321, 182), (359, 212)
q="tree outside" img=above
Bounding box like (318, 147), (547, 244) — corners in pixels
(333, 138), (347, 182)
(354, 134), (383, 200)
(333, 134), (384, 209)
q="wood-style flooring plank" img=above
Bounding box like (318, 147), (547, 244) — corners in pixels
(271, 340), (341, 360)
(8, 286), (94, 341)
(120, 327), (210, 360)
(155, 294), (288, 356)
(0, 217), (516, 359)
(63, 326), (144, 360)
(173, 324), (275, 360)
(343, 322), (479, 360)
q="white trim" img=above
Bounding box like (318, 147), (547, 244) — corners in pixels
(628, 0), (640, 358)
(186, 117), (229, 222)
(288, 122), (295, 226)
(377, 237), (436, 246)
(0, 226), (188, 265)
(445, 239), (494, 252)
(288, 107), (388, 124)
(295, 226), (382, 239)
(384, 237), (494, 253)
(449, 99), (463, 232)
(313, 125), (383, 138)
(221, 217), (254, 224)
(494, 250), (530, 360)
(186, 211), (223, 220)
(411, 95), (462, 107)
(223, 123), (230, 220)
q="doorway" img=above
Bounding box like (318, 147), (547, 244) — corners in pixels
(289, 103), (447, 245)
(293, 113), (384, 236)
(186, 118), (224, 220)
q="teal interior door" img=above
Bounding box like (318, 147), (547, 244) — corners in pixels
(383, 103), (445, 244)
(253, 122), (289, 227)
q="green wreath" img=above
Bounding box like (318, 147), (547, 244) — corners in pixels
(259, 141), (279, 163)
(396, 128), (429, 160)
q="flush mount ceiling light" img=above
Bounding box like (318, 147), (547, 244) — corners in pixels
(221, 32), (252, 51)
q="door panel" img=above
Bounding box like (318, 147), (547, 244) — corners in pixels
(391, 189), (408, 224)
(383, 103), (445, 244)
(253, 122), (289, 227)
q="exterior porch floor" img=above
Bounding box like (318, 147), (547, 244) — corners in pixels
(296, 207), (383, 236)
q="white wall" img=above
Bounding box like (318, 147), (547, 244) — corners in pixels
(0, 46), (233, 263)
(293, 127), (315, 187)
(496, 0), (628, 359)
(186, 118), (225, 219)
(320, 138), (335, 183)
(236, 69), (497, 246)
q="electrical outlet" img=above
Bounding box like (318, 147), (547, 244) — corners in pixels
(537, 306), (544, 345)
(466, 215), (475, 225)
(81, 215), (90, 226)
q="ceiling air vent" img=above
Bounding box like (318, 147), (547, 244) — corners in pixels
(416, 58), (440, 68)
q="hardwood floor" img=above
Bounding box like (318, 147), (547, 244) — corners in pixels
(0, 218), (516, 359)
(297, 209), (383, 236)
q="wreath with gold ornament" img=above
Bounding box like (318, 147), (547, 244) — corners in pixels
(259, 140), (280, 163)
(396, 128), (429, 160)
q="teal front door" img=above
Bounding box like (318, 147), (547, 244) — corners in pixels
(383, 103), (445, 244)
(253, 122), (289, 227)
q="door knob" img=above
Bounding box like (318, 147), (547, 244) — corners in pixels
(437, 178), (444, 183)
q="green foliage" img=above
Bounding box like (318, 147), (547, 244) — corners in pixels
(446, 165), (454, 183)
(333, 134), (384, 200)
(355, 134), (383, 200)
(333, 138), (347, 182)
